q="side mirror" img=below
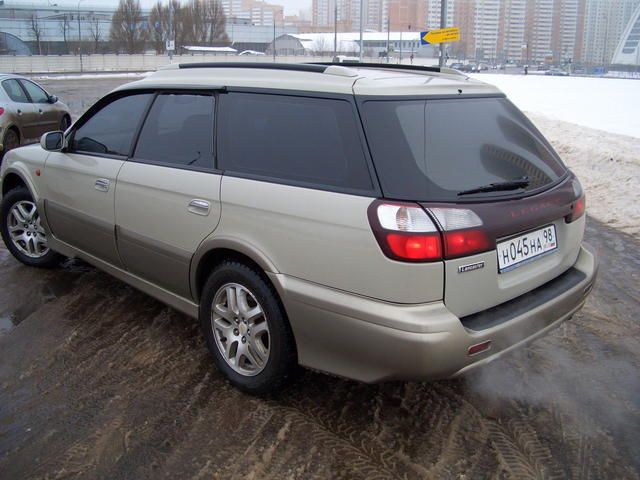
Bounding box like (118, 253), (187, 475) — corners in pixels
(40, 131), (64, 152)
(48, 95), (58, 104)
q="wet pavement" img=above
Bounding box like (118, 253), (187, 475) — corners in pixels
(0, 218), (638, 479)
(1, 78), (639, 479)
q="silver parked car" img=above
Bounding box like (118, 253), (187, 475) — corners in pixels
(0, 63), (598, 394)
(0, 74), (71, 159)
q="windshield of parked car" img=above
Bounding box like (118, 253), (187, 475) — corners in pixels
(361, 97), (567, 201)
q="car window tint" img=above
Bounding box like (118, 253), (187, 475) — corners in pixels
(218, 93), (373, 191)
(72, 93), (152, 157)
(2, 79), (29, 103)
(134, 93), (214, 169)
(362, 97), (566, 201)
(20, 80), (49, 103)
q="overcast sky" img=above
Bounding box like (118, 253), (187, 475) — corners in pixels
(36, 0), (311, 16)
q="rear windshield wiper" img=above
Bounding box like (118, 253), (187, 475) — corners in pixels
(457, 177), (530, 196)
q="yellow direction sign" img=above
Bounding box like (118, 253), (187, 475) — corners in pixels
(420, 27), (460, 45)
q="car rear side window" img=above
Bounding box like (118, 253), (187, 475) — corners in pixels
(134, 93), (214, 169)
(2, 79), (28, 103)
(361, 97), (567, 201)
(71, 93), (152, 157)
(218, 92), (373, 192)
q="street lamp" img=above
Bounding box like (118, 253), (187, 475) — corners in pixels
(77, 0), (85, 72)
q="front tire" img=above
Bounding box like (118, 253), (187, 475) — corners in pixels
(0, 187), (62, 268)
(199, 260), (298, 394)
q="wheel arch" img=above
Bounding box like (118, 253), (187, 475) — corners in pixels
(2, 169), (31, 197)
(190, 238), (280, 305)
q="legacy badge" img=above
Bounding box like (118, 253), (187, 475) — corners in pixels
(458, 261), (485, 273)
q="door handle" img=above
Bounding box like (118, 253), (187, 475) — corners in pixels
(94, 178), (110, 192)
(38, 109), (43, 114)
(188, 199), (210, 215)
(17, 109), (22, 115)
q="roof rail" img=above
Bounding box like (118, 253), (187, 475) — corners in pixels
(308, 62), (468, 77)
(178, 62), (328, 73)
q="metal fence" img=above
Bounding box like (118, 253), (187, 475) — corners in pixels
(0, 54), (415, 74)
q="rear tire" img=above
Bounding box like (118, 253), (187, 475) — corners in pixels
(199, 260), (298, 394)
(1, 128), (19, 162)
(0, 186), (62, 268)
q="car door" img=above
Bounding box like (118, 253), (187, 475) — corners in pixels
(1, 79), (37, 142)
(115, 91), (222, 298)
(43, 91), (154, 267)
(19, 79), (60, 136)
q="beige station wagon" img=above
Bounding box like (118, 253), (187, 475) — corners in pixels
(0, 63), (598, 393)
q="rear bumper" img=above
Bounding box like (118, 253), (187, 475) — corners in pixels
(272, 243), (598, 383)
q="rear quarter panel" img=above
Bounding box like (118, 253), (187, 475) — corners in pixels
(218, 177), (444, 304)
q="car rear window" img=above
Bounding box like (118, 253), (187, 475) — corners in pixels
(361, 97), (567, 201)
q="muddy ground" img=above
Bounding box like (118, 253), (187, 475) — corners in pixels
(1, 78), (639, 479)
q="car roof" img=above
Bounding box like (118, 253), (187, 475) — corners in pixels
(0, 73), (26, 81)
(114, 63), (503, 97)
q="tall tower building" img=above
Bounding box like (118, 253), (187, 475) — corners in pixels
(581, 0), (640, 64)
(474, 0), (501, 60)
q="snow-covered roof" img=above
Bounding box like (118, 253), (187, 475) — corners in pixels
(182, 46), (238, 53)
(289, 32), (422, 43)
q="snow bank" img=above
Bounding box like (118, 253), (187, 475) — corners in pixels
(528, 113), (640, 239)
(471, 74), (640, 138)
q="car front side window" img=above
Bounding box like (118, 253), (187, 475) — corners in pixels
(19, 80), (50, 104)
(70, 93), (152, 157)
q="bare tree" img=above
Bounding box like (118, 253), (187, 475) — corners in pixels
(88, 17), (101, 53)
(110, 0), (148, 53)
(29, 14), (44, 55)
(147, 0), (228, 54)
(60, 14), (72, 54)
(204, 0), (228, 45)
(149, 1), (166, 53)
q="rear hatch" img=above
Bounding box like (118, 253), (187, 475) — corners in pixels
(360, 95), (586, 317)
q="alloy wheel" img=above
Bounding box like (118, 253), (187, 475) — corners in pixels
(6, 200), (49, 258)
(211, 283), (270, 376)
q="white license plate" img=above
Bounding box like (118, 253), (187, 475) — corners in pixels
(497, 225), (558, 273)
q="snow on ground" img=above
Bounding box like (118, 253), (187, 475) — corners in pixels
(527, 113), (640, 239)
(30, 72), (150, 81)
(471, 74), (640, 138)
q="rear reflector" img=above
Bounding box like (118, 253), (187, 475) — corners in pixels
(468, 340), (492, 356)
(566, 194), (585, 223)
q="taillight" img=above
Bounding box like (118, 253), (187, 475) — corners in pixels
(566, 177), (586, 223)
(0, 107), (4, 115)
(386, 233), (442, 260)
(368, 201), (493, 262)
(368, 201), (442, 262)
(429, 207), (493, 259)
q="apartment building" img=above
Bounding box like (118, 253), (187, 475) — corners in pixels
(222, 0), (283, 26)
(310, 0), (640, 65)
